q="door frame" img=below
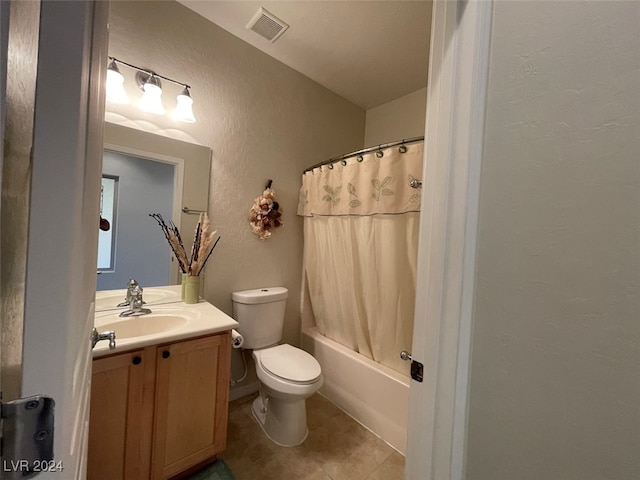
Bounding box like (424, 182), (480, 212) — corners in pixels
(406, 1), (493, 479)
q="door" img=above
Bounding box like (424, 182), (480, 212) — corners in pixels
(152, 334), (231, 479)
(405, 1), (492, 479)
(88, 350), (153, 480)
(1, 1), (109, 478)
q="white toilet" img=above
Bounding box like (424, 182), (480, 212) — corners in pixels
(232, 287), (323, 447)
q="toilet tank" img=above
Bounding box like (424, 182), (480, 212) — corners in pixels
(231, 287), (288, 349)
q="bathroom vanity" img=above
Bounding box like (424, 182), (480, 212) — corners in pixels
(89, 287), (238, 480)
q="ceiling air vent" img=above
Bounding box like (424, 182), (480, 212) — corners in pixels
(246, 7), (289, 43)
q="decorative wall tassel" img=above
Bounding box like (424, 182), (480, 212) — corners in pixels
(248, 179), (283, 240)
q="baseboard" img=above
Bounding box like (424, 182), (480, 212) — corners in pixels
(229, 381), (258, 401)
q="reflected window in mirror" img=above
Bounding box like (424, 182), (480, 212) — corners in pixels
(98, 175), (118, 272)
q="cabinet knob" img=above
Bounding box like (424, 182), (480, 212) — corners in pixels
(162, 350), (171, 359)
(132, 356), (142, 365)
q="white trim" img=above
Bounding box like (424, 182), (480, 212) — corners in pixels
(103, 142), (185, 281)
(406, 1), (493, 479)
(103, 142), (185, 166)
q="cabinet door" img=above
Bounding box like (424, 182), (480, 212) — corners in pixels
(88, 349), (155, 480)
(152, 333), (231, 479)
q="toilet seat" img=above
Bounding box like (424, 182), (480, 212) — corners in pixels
(257, 344), (322, 385)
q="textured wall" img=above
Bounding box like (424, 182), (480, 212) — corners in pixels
(106, 1), (365, 353)
(467, 2), (640, 479)
(364, 87), (427, 146)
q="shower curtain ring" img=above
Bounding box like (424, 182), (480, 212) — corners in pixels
(399, 143), (407, 153)
(328, 163), (334, 169)
(376, 149), (384, 158)
(341, 159), (347, 166)
(356, 155), (364, 162)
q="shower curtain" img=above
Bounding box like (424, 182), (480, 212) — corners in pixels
(298, 142), (423, 374)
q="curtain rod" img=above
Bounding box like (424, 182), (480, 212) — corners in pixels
(303, 136), (424, 173)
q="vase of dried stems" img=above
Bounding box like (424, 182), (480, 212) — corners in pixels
(184, 275), (201, 304)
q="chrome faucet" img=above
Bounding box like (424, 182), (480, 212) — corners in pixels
(92, 327), (116, 350)
(117, 278), (140, 308)
(119, 285), (152, 317)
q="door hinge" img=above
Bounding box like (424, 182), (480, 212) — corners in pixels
(0, 395), (55, 479)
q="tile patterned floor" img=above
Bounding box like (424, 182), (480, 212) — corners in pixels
(221, 393), (405, 480)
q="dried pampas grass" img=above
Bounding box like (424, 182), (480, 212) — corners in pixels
(150, 212), (220, 276)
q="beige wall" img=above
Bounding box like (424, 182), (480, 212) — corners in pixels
(106, 1), (365, 351)
(467, 2), (640, 479)
(364, 87), (426, 146)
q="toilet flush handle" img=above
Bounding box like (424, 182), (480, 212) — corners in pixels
(399, 350), (412, 362)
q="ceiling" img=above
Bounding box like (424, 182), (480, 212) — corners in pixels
(177, 1), (432, 110)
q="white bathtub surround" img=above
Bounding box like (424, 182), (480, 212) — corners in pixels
(302, 327), (409, 454)
(299, 142), (422, 374)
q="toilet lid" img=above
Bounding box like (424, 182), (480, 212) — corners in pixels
(259, 344), (321, 384)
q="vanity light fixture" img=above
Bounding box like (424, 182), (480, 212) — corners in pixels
(105, 59), (129, 104)
(105, 57), (196, 123)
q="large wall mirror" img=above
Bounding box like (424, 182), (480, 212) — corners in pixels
(97, 122), (211, 296)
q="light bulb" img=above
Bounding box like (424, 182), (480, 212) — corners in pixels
(173, 87), (196, 123)
(138, 76), (165, 115)
(105, 60), (129, 104)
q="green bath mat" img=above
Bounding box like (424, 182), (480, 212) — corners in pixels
(187, 459), (235, 480)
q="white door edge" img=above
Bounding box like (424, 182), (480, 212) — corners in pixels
(405, 1), (493, 479)
(20, 1), (108, 477)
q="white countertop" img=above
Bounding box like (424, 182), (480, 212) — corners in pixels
(93, 285), (238, 358)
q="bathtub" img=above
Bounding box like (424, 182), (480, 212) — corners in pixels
(301, 327), (409, 454)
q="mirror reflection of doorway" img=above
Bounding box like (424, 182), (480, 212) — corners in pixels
(97, 175), (118, 271)
(96, 150), (175, 291)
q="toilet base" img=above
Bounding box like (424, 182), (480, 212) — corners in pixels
(251, 395), (309, 447)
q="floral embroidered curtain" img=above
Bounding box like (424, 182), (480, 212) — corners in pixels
(297, 142), (423, 217)
(299, 141), (423, 374)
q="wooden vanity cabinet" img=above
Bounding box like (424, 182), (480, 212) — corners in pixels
(87, 331), (231, 480)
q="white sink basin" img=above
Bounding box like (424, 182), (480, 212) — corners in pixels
(91, 290), (239, 358)
(100, 314), (190, 339)
(95, 288), (177, 311)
